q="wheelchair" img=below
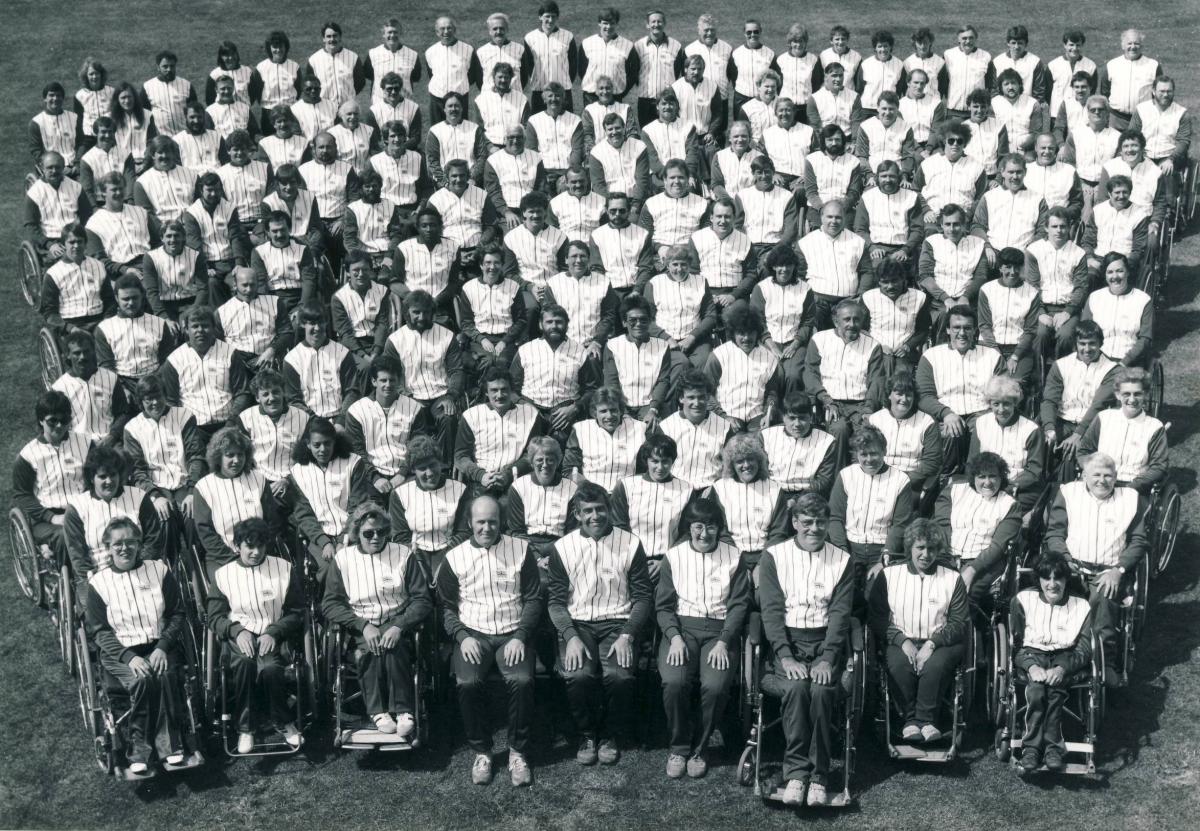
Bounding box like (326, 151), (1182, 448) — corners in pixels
(1180, 159), (1200, 230)
(37, 325), (65, 390)
(993, 614), (1105, 775)
(75, 606), (207, 780)
(324, 622), (432, 751)
(735, 613), (865, 808)
(8, 507), (77, 673)
(1146, 479), (1183, 577)
(19, 240), (47, 309)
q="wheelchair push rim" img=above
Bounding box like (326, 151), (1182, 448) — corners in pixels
(19, 242), (43, 308)
(1154, 486), (1182, 576)
(38, 327), (64, 390)
(9, 508), (44, 605)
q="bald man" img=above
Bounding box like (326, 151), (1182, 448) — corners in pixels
(438, 496), (543, 786)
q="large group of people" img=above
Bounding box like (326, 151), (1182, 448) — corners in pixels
(12, 4), (1190, 808)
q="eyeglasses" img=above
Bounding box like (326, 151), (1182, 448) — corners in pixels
(360, 529), (390, 540)
(1087, 107), (1108, 113)
(943, 137), (964, 145)
(108, 541), (140, 552)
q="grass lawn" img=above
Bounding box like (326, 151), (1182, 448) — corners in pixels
(2, 1), (1200, 828)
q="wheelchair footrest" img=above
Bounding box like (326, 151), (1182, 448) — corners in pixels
(763, 786), (853, 808)
(889, 742), (955, 762)
(338, 726), (417, 750)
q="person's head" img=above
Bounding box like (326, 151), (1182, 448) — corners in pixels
(602, 112), (627, 147)
(955, 24), (978, 52)
(525, 436), (563, 485)
(620, 293), (654, 341)
(639, 434), (678, 483)
(851, 425), (887, 473)
(829, 24), (850, 51)
(998, 68), (1024, 101)
(135, 376), (169, 419)
(344, 249), (375, 292)
(160, 221), (187, 255)
(710, 197), (736, 234)
(1114, 366), (1149, 416)
(338, 99), (363, 130)
(873, 160), (902, 195)
(543, 82), (566, 113)
(182, 304), (217, 351)
(966, 87), (991, 121)
(312, 131), (338, 163)
(407, 435), (445, 489)
(790, 493), (831, 549)
(743, 19), (763, 47)
(1082, 452), (1118, 498)
(751, 154), (777, 191)
(646, 10), (668, 40)
(197, 171), (224, 206)
(755, 70), (780, 101)
(296, 302), (328, 347)
(945, 304), (977, 351)
(573, 481), (613, 535)
(540, 303), (569, 344)
(349, 503), (391, 554)
(113, 273), (145, 317)
(876, 91), (900, 126)
(1120, 28), (1144, 61)
(597, 8), (621, 39)
(1005, 25), (1029, 56)
(904, 518), (947, 571)
(1152, 76), (1176, 108)
(682, 498), (726, 553)
(84, 444), (127, 500)
(941, 120), (971, 159)
(886, 371), (917, 417)
(60, 221), (87, 262)
(967, 451), (1009, 497)
(655, 88), (680, 122)
(207, 425), (256, 478)
(677, 370), (713, 422)
(823, 62), (846, 93)
(907, 69), (930, 98)
(232, 518), (273, 567)
(764, 243), (799, 284)
(442, 92), (466, 124)
(264, 30), (291, 63)
(1071, 71), (1095, 102)
(216, 40), (242, 71)
(293, 417), (347, 466)
(539, 2), (561, 32)
(605, 191), (631, 226)
(1100, 252), (1131, 293)
(911, 27), (935, 56)
(721, 432), (768, 483)
(490, 60), (515, 93)
(722, 302), (764, 352)
(820, 123), (847, 156)
(270, 105), (299, 138)
(984, 374), (1023, 425)
(148, 135), (180, 170)
(1061, 29), (1086, 61)
(661, 159), (690, 197)
(403, 289), (435, 331)
(184, 100), (208, 134)
(1106, 174), (1133, 209)
(872, 29), (895, 60)
(482, 368), (514, 411)
(110, 81), (147, 126)
(1085, 94), (1110, 130)
(415, 204), (443, 241)
(877, 258), (908, 299)
(468, 496), (502, 546)
(832, 299), (865, 341)
(820, 199), (846, 237)
(226, 128), (255, 165)
(1118, 128), (1146, 162)
(595, 75), (616, 103)
(774, 96), (797, 127)
(232, 265), (259, 301)
(563, 239), (590, 275)
(367, 355), (403, 403)
(252, 369), (286, 416)
(154, 50), (178, 80)
(786, 23), (810, 54)
(683, 54), (706, 84)
(1034, 551), (1072, 603)
(1035, 132), (1061, 167)
(996, 246), (1026, 285)
(102, 517), (143, 572)
(728, 121), (752, 151)
(487, 12), (511, 45)
(590, 387), (626, 432)
(1073, 320), (1105, 363)
(519, 191), (549, 227)
(503, 124), (527, 154)
(62, 329), (98, 378)
(435, 16), (458, 44)
(35, 390), (72, 441)
(563, 164), (590, 197)
(780, 391), (815, 438)
(321, 20), (344, 52)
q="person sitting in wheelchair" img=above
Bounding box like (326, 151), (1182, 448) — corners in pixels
(967, 375), (1046, 514)
(322, 503), (433, 737)
(1043, 452), (1148, 684)
(83, 516), (197, 774)
(52, 329), (134, 446)
(39, 222), (112, 335)
(24, 151), (91, 264)
(868, 519), (968, 744)
(758, 493), (855, 807)
(207, 517), (305, 753)
(1077, 366), (1167, 494)
(1011, 551), (1093, 773)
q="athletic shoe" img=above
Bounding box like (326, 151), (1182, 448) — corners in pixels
(597, 739), (620, 765)
(128, 761), (149, 775)
(1019, 747), (1041, 773)
(164, 752), (185, 765)
(806, 782), (829, 807)
(472, 753), (493, 785)
(666, 753), (687, 779)
(509, 751), (532, 787)
(686, 754), (708, 778)
(237, 732), (254, 754)
(372, 713), (397, 734)
(576, 737), (598, 766)
(395, 713), (415, 739)
(902, 723), (922, 741)
(1043, 747), (1067, 772)
(920, 724), (943, 743)
(781, 779), (807, 805)
(281, 723), (303, 748)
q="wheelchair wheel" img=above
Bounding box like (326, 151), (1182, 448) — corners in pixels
(56, 563), (77, 678)
(994, 727), (1011, 762)
(1148, 361), (1165, 419)
(19, 241), (44, 309)
(737, 744), (756, 786)
(76, 627), (100, 736)
(303, 611), (323, 723)
(9, 508), (43, 606)
(1153, 484), (1182, 576)
(1185, 162), (1200, 225)
(987, 621), (1009, 727)
(1131, 554), (1151, 645)
(38, 327), (64, 390)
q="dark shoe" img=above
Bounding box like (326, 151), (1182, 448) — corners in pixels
(1043, 747), (1067, 772)
(1019, 747), (1041, 773)
(576, 737), (598, 766)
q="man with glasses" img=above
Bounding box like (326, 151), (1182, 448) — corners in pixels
(728, 20), (775, 116)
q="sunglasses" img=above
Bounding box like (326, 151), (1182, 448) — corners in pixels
(944, 137), (964, 145)
(360, 528), (390, 540)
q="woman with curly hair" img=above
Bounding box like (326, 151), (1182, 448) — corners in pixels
(703, 432), (791, 574)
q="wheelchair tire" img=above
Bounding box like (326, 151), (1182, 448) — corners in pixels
(737, 745), (755, 787)
(56, 563), (77, 678)
(1149, 361), (1165, 419)
(76, 627), (100, 736)
(9, 507), (44, 606)
(38, 327), (64, 390)
(1186, 162), (1200, 224)
(303, 612), (323, 723)
(994, 727), (1010, 762)
(987, 622), (1009, 728)
(1154, 484), (1182, 576)
(19, 241), (43, 309)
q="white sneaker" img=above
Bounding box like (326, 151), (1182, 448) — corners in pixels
(781, 779), (807, 805)
(281, 723), (303, 749)
(806, 782), (829, 807)
(509, 751), (532, 787)
(128, 760), (149, 774)
(165, 752), (185, 766)
(902, 723), (922, 741)
(472, 753), (493, 785)
(372, 713), (397, 734)
(396, 713), (415, 738)
(920, 724), (943, 743)
(237, 732), (254, 754)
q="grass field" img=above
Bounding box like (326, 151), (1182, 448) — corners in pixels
(2, 1), (1199, 829)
